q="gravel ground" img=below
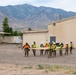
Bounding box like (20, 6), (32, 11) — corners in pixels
(0, 44), (76, 75)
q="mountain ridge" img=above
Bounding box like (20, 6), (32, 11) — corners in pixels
(0, 4), (76, 30)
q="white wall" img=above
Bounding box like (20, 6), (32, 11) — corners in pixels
(3, 36), (12, 43)
(3, 36), (21, 43)
(23, 32), (48, 47)
(14, 36), (22, 43)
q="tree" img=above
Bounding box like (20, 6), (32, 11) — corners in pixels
(9, 27), (13, 36)
(13, 31), (18, 36)
(27, 27), (32, 31)
(2, 17), (11, 36)
(2, 17), (9, 32)
(2, 17), (21, 36)
(2, 17), (14, 36)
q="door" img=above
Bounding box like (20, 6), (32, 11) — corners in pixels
(50, 36), (56, 44)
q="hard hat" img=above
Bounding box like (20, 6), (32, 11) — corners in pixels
(46, 42), (48, 44)
(52, 41), (54, 43)
(60, 43), (61, 45)
(66, 42), (68, 44)
(53, 42), (55, 44)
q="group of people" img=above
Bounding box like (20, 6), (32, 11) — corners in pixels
(22, 41), (37, 57)
(22, 41), (73, 58)
(48, 42), (73, 58)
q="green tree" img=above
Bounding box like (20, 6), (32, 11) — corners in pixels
(2, 17), (13, 36)
(2, 17), (11, 36)
(3, 17), (9, 32)
(13, 30), (18, 36)
(9, 27), (13, 36)
(2, 17), (20, 36)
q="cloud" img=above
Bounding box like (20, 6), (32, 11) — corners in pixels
(0, 0), (25, 6)
(28, 0), (53, 6)
(0, 0), (76, 12)
(26, 0), (76, 12)
(33, 0), (76, 12)
(48, 0), (76, 12)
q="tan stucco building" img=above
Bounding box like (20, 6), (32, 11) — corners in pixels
(48, 16), (76, 47)
(23, 16), (76, 48)
(23, 30), (48, 47)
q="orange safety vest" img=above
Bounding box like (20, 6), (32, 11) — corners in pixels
(45, 44), (49, 47)
(65, 44), (68, 48)
(25, 45), (29, 49)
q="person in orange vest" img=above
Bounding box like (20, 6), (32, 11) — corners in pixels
(45, 43), (49, 55)
(22, 43), (30, 57)
(70, 42), (73, 54)
(65, 42), (69, 55)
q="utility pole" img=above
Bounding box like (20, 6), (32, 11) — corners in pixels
(59, 14), (62, 20)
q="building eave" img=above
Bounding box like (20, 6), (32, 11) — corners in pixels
(0, 32), (10, 34)
(49, 16), (76, 25)
(23, 30), (48, 34)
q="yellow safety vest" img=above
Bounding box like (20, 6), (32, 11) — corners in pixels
(59, 45), (62, 50)
(40, 44), (44, 47)
(70, 44), (73, 47)
(54, 45), (56, 50)
(49, 45), (52, 50)
(33, 44), (36, 48)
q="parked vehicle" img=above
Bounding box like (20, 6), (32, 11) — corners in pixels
(56, 42), (64, 47)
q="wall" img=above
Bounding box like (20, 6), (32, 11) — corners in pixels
(3, 36), (12, 43)
(48, 17), (76, 47)
(0, 36), (3, 44)
(3, 36), (21, 43)
(23, 32), (48, 47)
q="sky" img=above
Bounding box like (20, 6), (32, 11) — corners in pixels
(0, 0), (76, 12)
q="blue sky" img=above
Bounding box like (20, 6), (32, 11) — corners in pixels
(0, 0), (76, 12)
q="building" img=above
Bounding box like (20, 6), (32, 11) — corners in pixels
(48, 16), (76, 47)
(23, 16), (76, 48)
(3, 36), (22, 44)
(0, 32), (10, 44)
(23, 30), (48, 47)
(0, 32), (22, 44)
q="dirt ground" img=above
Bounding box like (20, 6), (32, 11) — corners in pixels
(0, 44), (76, 75)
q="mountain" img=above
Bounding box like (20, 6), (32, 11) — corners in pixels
(0, 4), (76, 30)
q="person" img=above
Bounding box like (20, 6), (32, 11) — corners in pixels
(48, 43), (53, 58)
(70, 42), (73, 54)
(65, 42), (69, 55)
(59, 43), (63, 56)
(45, 43), (49, 55)
(53, 43), (56, 57)
(32, 41), (36, 56)
(22, 43), (30, 57)
(40, 42), (44, 56)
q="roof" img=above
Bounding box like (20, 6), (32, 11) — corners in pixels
(0, 32), (10, 34)
(49, 16), (76, 25)
(23, 30), (48, 34)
